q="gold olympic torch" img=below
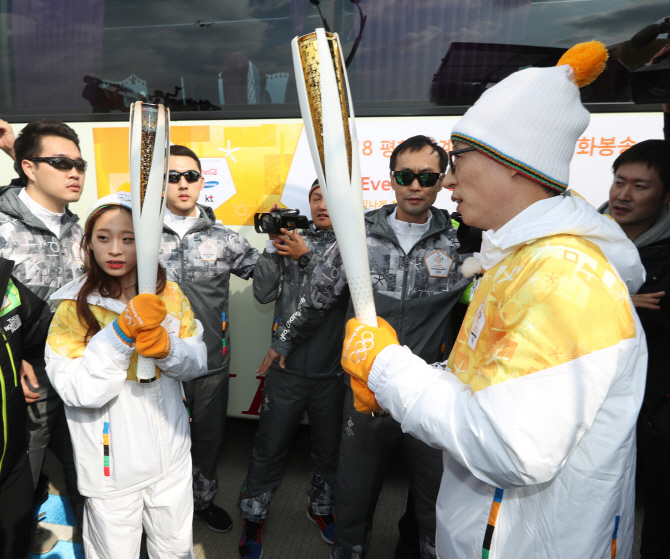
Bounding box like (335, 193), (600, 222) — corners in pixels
(129, 102), (170, 382)
(292, 29), (377, 327)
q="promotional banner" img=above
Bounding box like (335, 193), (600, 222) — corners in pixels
(93, 123), (304, 225)
(91, 112), (664, 417)
(95, 113), (664, 222)
(283, 113), (665, 216)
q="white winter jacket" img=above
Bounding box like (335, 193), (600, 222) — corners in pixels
(45, 279), (208, 499)
(368, 194), (648, 559)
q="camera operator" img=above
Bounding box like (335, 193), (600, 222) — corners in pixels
(599, 139), (670, 559)
(237, 180), (348, 559)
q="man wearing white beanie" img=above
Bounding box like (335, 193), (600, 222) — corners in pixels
(339, 42), (648, 558)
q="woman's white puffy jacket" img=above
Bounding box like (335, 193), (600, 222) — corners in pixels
(46, 279), (207, 499)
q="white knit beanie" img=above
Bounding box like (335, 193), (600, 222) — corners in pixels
(85, 191), (132, 233)
(452, 42), (608, 193)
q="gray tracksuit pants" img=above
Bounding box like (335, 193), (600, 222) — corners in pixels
(183, 370), (229, 511)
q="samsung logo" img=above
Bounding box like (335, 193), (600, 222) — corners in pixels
(204, 181), (218, 188)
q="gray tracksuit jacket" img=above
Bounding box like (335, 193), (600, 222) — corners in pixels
(271, 205), (472, 365)
(0, 185), (84, 396)
(253, 225), (347, 378)
(160, 204), (259, 376)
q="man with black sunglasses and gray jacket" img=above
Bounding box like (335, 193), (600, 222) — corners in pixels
(271, 136), (473, 559)
(0, 120), (86, 551)
(160, 144), (259, 533)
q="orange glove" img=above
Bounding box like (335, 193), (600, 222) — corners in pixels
(341, 317), (399, 413)
(350, 376), (382, 413)
(135, 326), (171, 359)
(113, 294), (167, 346)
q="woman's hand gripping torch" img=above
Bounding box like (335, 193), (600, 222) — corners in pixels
(129, 102), (170, 382)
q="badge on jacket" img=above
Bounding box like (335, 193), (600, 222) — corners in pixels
(162, 313), (181, 335)
(197, 239), (220, 262)
(467, 301), (486, 351)
(424, 249), (453, 277)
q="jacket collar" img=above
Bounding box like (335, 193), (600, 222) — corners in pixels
(50, 277), (126, 315)
(599, 201), (670, 250)
(365, 204), (452, 247)
(480, 192), (645, 294)
(303, 223), (337, 241)
(163, 203), (215, 236)
(196, 203), (216, 226)
(0, 184), (80, 238)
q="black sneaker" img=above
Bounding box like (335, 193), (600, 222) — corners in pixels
(239, 519), (264, 559)
(194, 503), (233, 532)
(29, 515), (58, 555)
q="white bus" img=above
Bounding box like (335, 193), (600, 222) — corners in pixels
(1, 0), (667, 416)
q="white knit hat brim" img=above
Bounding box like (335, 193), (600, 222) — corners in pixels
(85, 191), (132, 232)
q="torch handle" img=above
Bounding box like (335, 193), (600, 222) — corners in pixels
(349, 281), (378, 327)
(135, 279), (158, 382)
(136, 356), (157, 383)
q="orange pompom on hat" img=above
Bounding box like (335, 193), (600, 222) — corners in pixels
(451, 41), (608, 193)
(556, 41), (608, 89)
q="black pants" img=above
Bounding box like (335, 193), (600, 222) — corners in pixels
(331, 386), (442, 559)
(0, 452), (34, 559)
(638, 412), (670, 559)
(239, 370), (346, 521)
(25, 393), (83, 520)
(183, 371), (229, 511)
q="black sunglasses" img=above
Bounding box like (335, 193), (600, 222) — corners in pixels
(447, 147), (476, 173)
(168, 170), (201, 184)
(391, 171), (443, 187)
(28, 157), (88, 172)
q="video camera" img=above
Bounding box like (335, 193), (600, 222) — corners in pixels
(254, 208), (310, 234)
(630, 16), (670, 104)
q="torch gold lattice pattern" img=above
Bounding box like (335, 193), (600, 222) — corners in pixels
(296, 31), (352, 180)
(139, 108), (157, 211)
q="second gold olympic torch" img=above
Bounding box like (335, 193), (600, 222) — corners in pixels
(129, 102), (170, 382)
(292, 29), (377, 327)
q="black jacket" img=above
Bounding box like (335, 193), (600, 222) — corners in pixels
(253, 226), (347, 378)
(637, 112), (669, 427)
(272, 205), (472, 365)
(0, 259), (51, 486)
(635, 236), (670, 435)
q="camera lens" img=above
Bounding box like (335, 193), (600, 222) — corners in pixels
(632, 60), (670, 104)
(260, 214), (274, 232)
